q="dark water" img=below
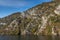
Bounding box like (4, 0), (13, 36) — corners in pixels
(0, 35), (60, 40)
(21, 35), (60, 40)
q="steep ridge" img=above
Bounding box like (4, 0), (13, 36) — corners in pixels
(20, 1), (60, 35)
(0, 12), (22, 35)
(0, 0), (60, 35)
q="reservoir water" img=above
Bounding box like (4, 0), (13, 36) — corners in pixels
(0, 35), (60, 40)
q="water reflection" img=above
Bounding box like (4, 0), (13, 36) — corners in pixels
(0, 35), (20, 40)
(21, 35), (38, 40)
(21, 35), (60, 40)
(0, 35), (60, 40)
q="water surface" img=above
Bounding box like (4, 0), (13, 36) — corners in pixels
(0, 35), (60, 40)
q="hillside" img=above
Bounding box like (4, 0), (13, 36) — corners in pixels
(0, 0), (60, 35)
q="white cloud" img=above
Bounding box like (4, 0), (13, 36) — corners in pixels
(0, 0), (28, 7)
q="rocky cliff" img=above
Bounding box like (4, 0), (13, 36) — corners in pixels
(0, 0), (60, 35)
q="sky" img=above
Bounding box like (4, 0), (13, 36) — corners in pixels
(0, 0), (52, 18)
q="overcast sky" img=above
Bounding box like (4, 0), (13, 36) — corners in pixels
(0, 0), (52, 18)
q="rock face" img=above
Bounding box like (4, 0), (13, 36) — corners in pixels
(0, 0), (60, 35)
(54, 5), (60, 15)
